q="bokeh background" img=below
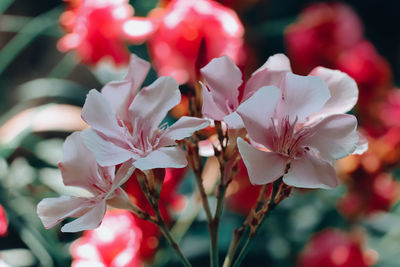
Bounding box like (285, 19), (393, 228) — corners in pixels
(1, 0), (400, 266)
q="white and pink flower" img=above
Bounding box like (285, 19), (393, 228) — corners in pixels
(81, 55), (209, 169)
(229, 54), (366, 189)
(37, 133), (135, 232)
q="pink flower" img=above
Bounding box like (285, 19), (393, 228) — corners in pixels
(298, 229), (374, 267)
(235, 54), (364, 188)
(145, 0), (245, 85)
(80, 54), (209, 169)
(37, 133), (135, 232)
(0, 205), (8, 237)
(71, 210), (142, 267)
(58, 0), (154, 66)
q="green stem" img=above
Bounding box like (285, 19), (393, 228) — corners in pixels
(137, 172), (192, 267)
(47, 52), (77, 79)
(0, 6), (61, 76)
(0, 0), (14, 15)
(231, 179), (283, 267)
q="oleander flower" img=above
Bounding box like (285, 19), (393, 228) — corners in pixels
(0, 205), (8, 237)
(71, 210), (142, 267)
(80, 55), (209, 169)
(37, 133), (135, 232)
(285, 2), (363, 75)
(58, 0), (154, 65)
(298, 229), (375, 267)
(235, 54), (365, 188)
(145, 0), (245, 85)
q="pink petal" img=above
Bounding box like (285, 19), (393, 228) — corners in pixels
(160, 116), (210, 146)
(133, 146), (187, 170)
(200, 56), (242, 114)
(128, 76), (180, 131)
(244, 70), (287, 103)
(123, 54), (151, 92)
(236, 86), (281, 148)
(81, 129), (135, 166)
(61, 200), (106, 232)
(109, 160), (135, 194)
(309, 67), (358, 119)
(283, 153), (338, 189)
(224, 111), (243, 129)
(277, 73), (330, 123)
(37, 196), (93, 229)
(237, 138), (287, 185)
(303, 114), (358, 161)
(201, 82), (230, 120)
(59, 132), (111, 193)
(81, 90), (126, 142)
(101, 81), (132, 121)
(255, 54), (292, 73)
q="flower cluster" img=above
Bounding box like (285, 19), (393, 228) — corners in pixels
(37, 51), (365, 266)
(58, 0), (245, 86)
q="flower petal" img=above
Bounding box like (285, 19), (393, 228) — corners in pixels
(200, 56), (242, 113)
(59, 132), (108, 193)
(277, 73), (330, 123)
(201, 81), (230, 120)
(133, 146), (187, 170)
(237, 86), (281, 148)
(309, 67), (358, 119)
(37, 196), (93, 229)
(101, 81), (132, 120)
(283, 153), (338, 189)
(109, 160), (135, 194)
(237, 138), (287, 185)
(244, 70), (287, 103)
(256, 54), (292, 73)
(303, 114), (359, 161)
(81, 89), (126, 142)
(353, 132), (368, 155)
(129, 76), (180, 130)
(160, 116), (210, 146)
(61, 200), (106, 232)
(224, 111), (244, 129)
(81, 129), (135, 166)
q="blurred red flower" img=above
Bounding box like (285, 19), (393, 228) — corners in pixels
(285, 2), (363, 75)
(298, 229), (375, 267)
(71, 210), (142, 267)
(58, 0), (152, 66)
(0, 205), (8, 237)
(124, 168), (186, 261)
(145, 0), (245, 85)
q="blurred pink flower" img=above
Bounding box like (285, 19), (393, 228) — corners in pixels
(285, 2), (363, 75)
(71, 210), (142, 267)
(0, 205), (8, 237)
(145, 0), (245, 85)
(37, 133), (134, 232)
(58, 0), (154, 66)
(235, 54), (363, 188)
(298, 229), (374, 267)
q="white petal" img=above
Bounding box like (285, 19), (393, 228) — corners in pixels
(59, 132), (102, 193)
(133, 146), (187, 170)
(244, 70), (287, 102)
(353, 132), (368, 155)
(81, 129), (135, 166)
(303, 114), (359, 161)
(124, 53), (151, 91)
(160, 116), (210, 146)
(224, 111), (244, 129)
(237, 138), (287, 185)
(129, 76), (180, 130)
(309, 67), (358, 119)
(277, 73), (330, 123)
(109, 161), (135, 194)
(37, 196), (92, 229)
(81, 90), (126, 141)
(61, 200), (106, 232)
(256, 54), (292, 73)
(283, 153), (338, 189)
(101, 81), (133, 121)
(201, 81), (229, 120)
(200, 56), (242, 112)
(237, 86), (281, 148)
